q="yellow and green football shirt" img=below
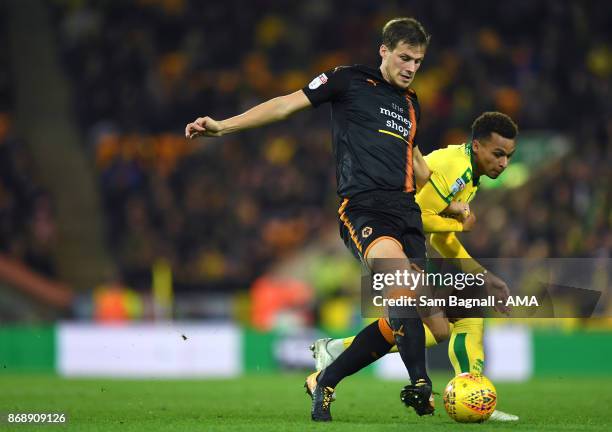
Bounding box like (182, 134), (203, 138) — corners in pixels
(416, 143), (479, 259)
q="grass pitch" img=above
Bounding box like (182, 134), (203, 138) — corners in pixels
(1, 373), (611, 431)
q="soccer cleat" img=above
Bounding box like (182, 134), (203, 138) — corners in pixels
(304, 371), (335, 422)
(489, 409), (519, 422)
(400, 380), (435, 416)
(310, 338), (343, 371)
(304, 371), (319, 398)
(304, 370), (336, 401)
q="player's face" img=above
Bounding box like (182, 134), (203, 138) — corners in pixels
(472, 132), (516, 179)
(379, 42), (426, 90)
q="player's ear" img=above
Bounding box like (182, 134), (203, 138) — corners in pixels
(379, 44), (388, 59)
(471, 139), (480, 153)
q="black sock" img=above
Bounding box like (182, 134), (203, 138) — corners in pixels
(318, 320), (393, 388)
(388, 317), (431, 385)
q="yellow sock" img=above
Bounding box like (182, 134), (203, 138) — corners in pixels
(448, 318), (484, 375)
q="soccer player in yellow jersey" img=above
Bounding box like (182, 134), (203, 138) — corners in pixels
(311, 111), (519, 421)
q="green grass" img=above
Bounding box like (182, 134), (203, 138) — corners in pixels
(0, 373), (611, 431)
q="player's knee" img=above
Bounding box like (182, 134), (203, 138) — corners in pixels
(365, 237), (405, 270)
(366, 237), (405, 259)
(432, 326), (450, 342)
(425, 319), (451, 342)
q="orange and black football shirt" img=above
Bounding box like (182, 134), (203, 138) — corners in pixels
(302, 65), (421, 199)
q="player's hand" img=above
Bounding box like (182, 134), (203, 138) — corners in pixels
(461, 212), (476, 231)
(446, 201), (471, 221)
(185, 116), (224, 139)
(483, 271), (510, 314)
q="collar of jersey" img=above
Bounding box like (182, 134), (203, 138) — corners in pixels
(356, 64), (412, 96)
(465, 142), (480, 186)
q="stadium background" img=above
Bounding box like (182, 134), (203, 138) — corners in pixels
(0, 0), (611, 427)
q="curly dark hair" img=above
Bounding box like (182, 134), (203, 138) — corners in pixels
(382, 17), (430, 50)
(471, 112), (519, 141)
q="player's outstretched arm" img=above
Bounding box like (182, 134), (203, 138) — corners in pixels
(185, 90), (312, 139)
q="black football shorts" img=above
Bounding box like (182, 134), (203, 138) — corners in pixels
(337, 190), (426, 265)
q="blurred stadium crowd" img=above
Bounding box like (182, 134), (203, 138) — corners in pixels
(0, 115), (57, 279)
(0, 22), (57, 280)
(1, 0), (610, 302)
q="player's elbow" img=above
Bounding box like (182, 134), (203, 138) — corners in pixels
(276, 91), (310, 120)
(273, 96), (293, 120)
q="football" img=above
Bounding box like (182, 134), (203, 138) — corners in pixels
(443, 373), (497, 423)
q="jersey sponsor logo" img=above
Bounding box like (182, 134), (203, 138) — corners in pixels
(379, 106), (412, 138)
(308, 73), (328, 89)
(362, 226), (373, 238)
